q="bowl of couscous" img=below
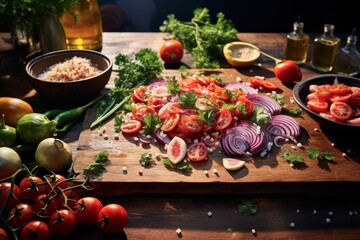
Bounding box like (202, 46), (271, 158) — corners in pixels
(25, 49), (112, 105)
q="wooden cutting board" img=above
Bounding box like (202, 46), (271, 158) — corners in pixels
(73, 69), (360, 196)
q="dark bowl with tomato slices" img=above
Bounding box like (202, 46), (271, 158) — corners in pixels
(293, 74), (360, 133)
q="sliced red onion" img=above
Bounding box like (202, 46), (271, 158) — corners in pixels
(147, 79), (168, 89)
(263, 114), (301, 140)
(247, 94), (282, 115)
(221, 121), (270, 157)
(154, 130), (171, 145)
(225, 82), (258, 95)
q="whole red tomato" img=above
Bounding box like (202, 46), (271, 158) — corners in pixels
(274, 60), (302, 83)
(74, 197), (104, 225)
(48, 209), (77, 238)
(159, 39), (184, 64)
(19, 221), (51, 240)
(98, 203), (128, 234)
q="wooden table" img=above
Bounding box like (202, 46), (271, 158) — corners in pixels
(1, 32), (360, 240)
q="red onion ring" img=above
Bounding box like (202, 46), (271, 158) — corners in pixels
(247, 94), (282, 115)
(225, 82), (258, 95)
(263, 114), (301, 140)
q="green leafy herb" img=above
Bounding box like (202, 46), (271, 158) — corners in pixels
(250, 106), (270, 126)
(114, 115), (124, 132)
(306, 147), (334, 161)
(139, 152), (154, 166)
(160, 8), (238, 68)
(83, 151), (109, 177)
(91, 48), (163, 129)
(163, 159), (192, 171)
(198, 110), (215, 126)
(178, 91), (197, 108)
(271, 93), (302, 116)
(142, 114), (162, 135)
(167, 76), (181, 94)
(281, 151), (303, 166)
(237, 200), (257, 216)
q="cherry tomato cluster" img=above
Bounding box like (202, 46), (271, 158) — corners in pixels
(0, 173), (128, 240)
(306, 83), (360, 124)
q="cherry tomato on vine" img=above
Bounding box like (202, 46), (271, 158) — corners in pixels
(7, 203), (35, 229)
(19, 176), (45, 201)
(0, 228), (8, 240)
(159, 39), (184, 64)
(274, 60), (302, 83)
(19, 221), (51, 240)
(74, 197), (104, 226)
(0, 182), (20, 212)
(98, 203), (128, 234)
(48, 209), (77, 238)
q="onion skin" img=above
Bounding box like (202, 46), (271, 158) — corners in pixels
(35, 138), (72, 173)
(0, 147), (22, 180)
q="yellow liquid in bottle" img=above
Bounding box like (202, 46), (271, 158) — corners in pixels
(284, 35), (309, 63)
(311, 39), (339, 72)
(60, 0), (103, 51)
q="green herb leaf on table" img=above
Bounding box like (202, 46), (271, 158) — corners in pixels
(83, 151), (109, 177)
(306, 147), (334, 161)
(281, 151), (303, 166)
(237, 200), (257, 216)
(139, 152), (154, 167)
(163, 159), (192, 172)
(142, 114), (162, 135)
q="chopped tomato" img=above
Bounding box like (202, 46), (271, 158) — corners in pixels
(349, 87), (360, 107)
(147, 96), (167, 111)
(329, 102), (352, 122)
(214, 108), (233, 131)
(161, 114), (180, 132)
(158, 102), (183, 119)
(187, 142), (208, 161)
(179, 114), (203, 133)
(151, 86), (172, 98)
(248, 77), (264, 88)
(121, 120), (142, 133)
(132, 104), (157, 123)
(315, 84), (331, 101)
(307, 100), (328, 113)
(233, 96), (254, 120)
(261, 81), (279, 90)
(131, 86), (148, 103)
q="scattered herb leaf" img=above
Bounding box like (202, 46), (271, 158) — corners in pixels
(139, 152), (154, 166)
(178, 91), (197, 108)
(142, 114), (162, 135)
(306, 147), (334, 161)
(281, 151), (303, 166)
(83, 151), (109, 177)
(163, 158), (192, 171)
(237, 200), (257, 216)
(114, 115), (124, 132)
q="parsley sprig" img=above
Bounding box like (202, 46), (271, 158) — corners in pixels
(163, 159), (192, 172)
(83, 151), (109, 177)
(306, 147), (334, 161)
(237, 200), (257, 216)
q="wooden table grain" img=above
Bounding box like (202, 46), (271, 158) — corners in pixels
(1, 32), (360, 240)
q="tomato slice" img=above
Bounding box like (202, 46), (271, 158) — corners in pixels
(180, 114), (203, 133)
(160, 114), (180, 132)
(248, 77), (263, 88)
(307, 100), (328, 113)
(329, 83), (352, 95)
(214, 108), (233, 131)
(158, 102), (183, 119)
(261, 81), (279, 90)
(121, 120), (142, 133)
(132, 104), (157, 123)
(329, 93), (352, 103)
(329, 102), (352, 122)
(315, 85), (331, 101)
(131, 86), (149, 103)
(186, 142), (208, 161)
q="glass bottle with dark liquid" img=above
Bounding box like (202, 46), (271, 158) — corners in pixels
(311, 24), (340, 72)
(283, 21), (309, 64)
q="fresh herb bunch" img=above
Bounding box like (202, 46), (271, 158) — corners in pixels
(160, 8), (238, 68)
(91, 48), (163, 129)
(0, 0), (78, 30)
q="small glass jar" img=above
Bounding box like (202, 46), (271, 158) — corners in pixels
(333, 28), (360, 76)
(311, 24), (340, 72)
(283, 21), (309, 64)
(60, 0), (103, 51)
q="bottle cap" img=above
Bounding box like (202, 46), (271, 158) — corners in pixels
(293, 22), (304, 30)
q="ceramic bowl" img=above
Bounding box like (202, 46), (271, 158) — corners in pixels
(25, 49), (112, 105)
(293, 74), (360, 133)
(223, 41), (260, 67)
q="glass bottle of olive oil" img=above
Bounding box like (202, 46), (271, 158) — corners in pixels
(311, 24), (340, 72)
(283, 21), (309, 64)
(333, 28), (360, 76)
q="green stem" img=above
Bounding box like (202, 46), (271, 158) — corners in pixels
(90, 95), (131, 129)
